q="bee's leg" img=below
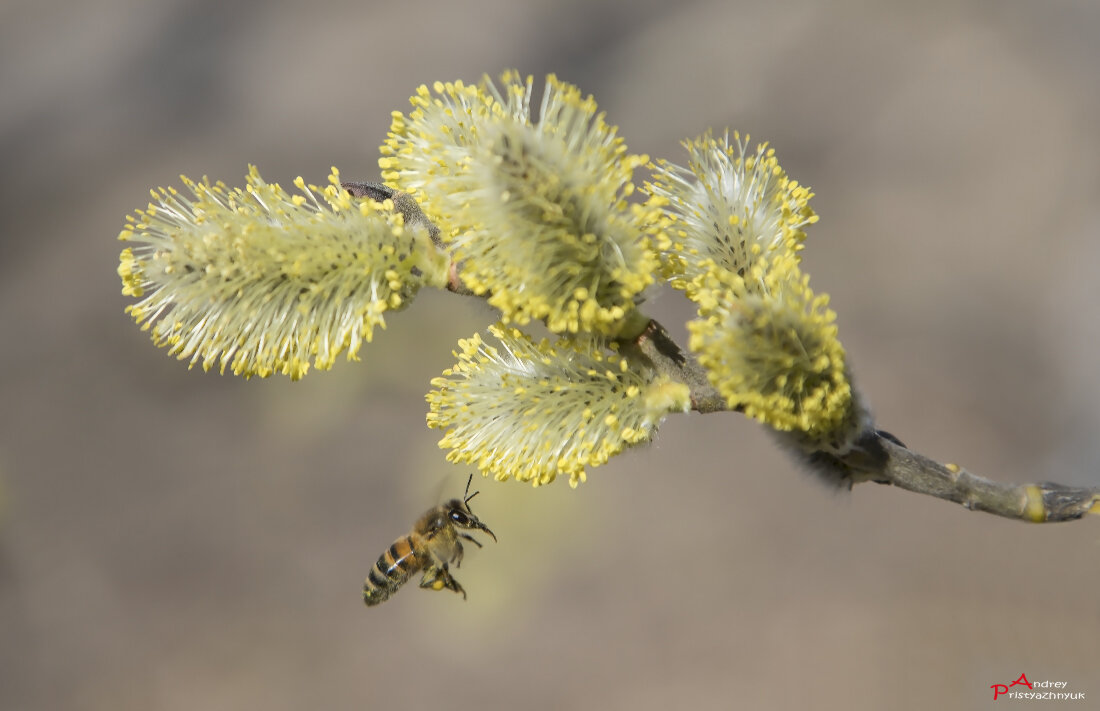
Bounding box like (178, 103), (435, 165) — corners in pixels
(452, 540), (465, 568)
(418, 564), (467, 600)
(457, 532), (483, 548)
(444, 571), (467, 600)
(419, 565), (446, 591)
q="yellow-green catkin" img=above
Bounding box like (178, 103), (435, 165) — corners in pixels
(427, 324), (691, 487)
(646, 131), (816, 301)
(381, 71), (662, 336)
(118, 166), (449, 379)
(688, 255), (868, 454)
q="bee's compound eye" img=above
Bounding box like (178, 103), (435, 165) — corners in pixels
(451, 511), (468, 524)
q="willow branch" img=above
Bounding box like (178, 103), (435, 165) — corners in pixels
(624, 315), (1100, 524)
(847, 433), (1100, 523)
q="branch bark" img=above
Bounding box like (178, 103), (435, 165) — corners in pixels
(856, 433), (1100, 523)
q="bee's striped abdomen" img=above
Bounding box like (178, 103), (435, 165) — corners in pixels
(363, 535), (422, 606)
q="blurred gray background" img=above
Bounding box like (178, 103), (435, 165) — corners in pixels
(2, 1), (1098, 709)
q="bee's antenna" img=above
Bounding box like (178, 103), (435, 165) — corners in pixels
(463, 473), (480, 506)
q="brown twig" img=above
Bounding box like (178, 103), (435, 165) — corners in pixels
(856, 433), (1100, 523)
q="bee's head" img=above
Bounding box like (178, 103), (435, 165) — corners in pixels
(442, 474), (497, 541)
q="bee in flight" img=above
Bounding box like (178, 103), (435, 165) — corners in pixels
(363, 475), (496, 607)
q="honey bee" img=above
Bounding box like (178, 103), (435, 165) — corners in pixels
(363, 475), (496, 607)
